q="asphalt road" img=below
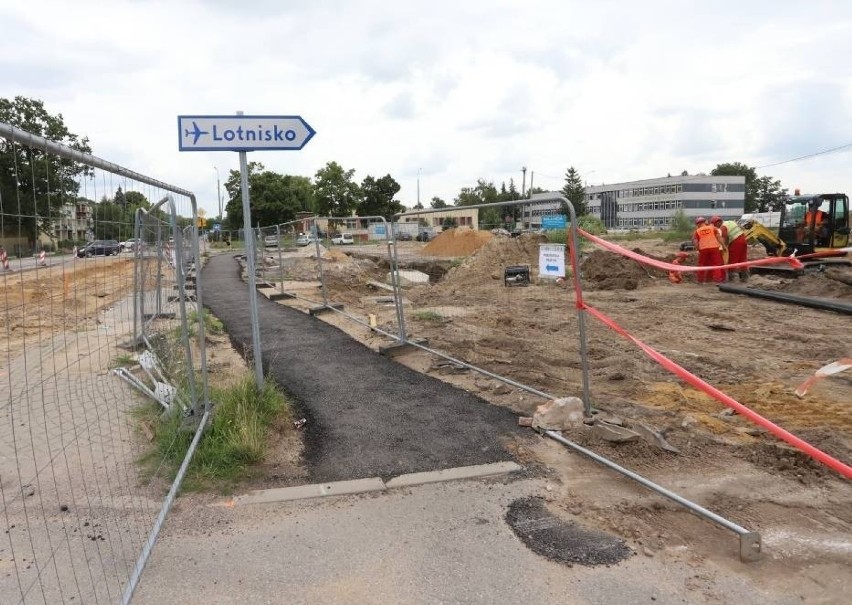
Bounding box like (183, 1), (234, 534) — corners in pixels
(201, 253), (521, 482)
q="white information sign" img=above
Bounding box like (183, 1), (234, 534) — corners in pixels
(539, 244), (566, 279)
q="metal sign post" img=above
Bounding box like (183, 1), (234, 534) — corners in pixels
(178, 111), (316, 389)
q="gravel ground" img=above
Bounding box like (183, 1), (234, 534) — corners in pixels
(201, 253), (523, 482)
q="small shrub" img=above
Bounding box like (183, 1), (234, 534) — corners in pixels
(412, 310), (444, 321)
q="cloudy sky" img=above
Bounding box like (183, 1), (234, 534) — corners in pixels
(2, 0), (851, 217)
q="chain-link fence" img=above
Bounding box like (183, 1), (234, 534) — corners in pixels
(0, 121), (209, 604)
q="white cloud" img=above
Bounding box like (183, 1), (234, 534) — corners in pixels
(1, 0), (851, 216)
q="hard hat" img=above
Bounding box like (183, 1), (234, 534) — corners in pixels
(695, 216), (706, 225)
(710, 215), (722, 225)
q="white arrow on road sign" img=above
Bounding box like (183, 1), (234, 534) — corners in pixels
(177, 115), (316, 151)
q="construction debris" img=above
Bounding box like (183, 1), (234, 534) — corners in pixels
(591, 421), (641, 443)
(533, 397), (585, 430)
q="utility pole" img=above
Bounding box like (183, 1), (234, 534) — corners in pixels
(521, 166), (527, 197)
(417, 168), (421, 206)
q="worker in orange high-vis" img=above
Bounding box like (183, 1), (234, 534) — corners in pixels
(804, 207), (829, 245)
(692, 217), (726, 284)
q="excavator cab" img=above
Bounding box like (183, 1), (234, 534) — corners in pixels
(778, 193), (850, 256)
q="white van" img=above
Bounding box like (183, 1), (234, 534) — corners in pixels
(332, 233), (354, 245)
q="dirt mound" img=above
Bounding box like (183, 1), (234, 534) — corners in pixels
(748, 269), (852, 300)
(438, 232), (548, 285)
(422, 227), (493, 257)
(580, 249), (668, 290)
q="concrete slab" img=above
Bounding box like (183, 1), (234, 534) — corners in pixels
(385, 461), (522, 489)
(392, 269), (430, 286)
(235, 477), (386, 505)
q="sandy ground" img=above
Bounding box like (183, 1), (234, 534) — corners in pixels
(260, 233), (852, 602)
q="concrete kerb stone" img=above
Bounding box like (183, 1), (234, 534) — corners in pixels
(385, 461), (522, 489)
(230, 462), (523, 506)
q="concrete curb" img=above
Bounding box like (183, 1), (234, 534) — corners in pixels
(230, 461), (522, 506)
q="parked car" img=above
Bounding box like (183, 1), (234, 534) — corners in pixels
(396, 232), (413, 241)
(120, 238), (143, 252)
(77, 240), (121, 257)
(264, 235), (279, 248)
(416, 230), (437, 242)
(331, 233), (354, 245)
(296, 234), (316, 247)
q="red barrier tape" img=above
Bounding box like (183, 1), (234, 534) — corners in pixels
(582, 303), (852, 478)
(578, 229), (806, 273)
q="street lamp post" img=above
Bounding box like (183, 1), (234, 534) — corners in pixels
(213, 166), (223, 222)
(417, 168), (421, 207)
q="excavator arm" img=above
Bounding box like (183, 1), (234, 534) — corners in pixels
(740, 220), (788, 257)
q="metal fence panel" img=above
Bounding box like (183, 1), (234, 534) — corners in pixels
(0, 121), (208, 604)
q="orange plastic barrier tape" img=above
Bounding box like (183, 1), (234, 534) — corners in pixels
(578, 229), (805, 273)
(583, 303), (852, 479)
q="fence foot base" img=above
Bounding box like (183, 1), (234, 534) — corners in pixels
(739, 532), (762, 562)
(309, 303), (344, 316)
(143, 312), (177, 320)
(267, 291), (293, 301)
(379, 338), (428, 357)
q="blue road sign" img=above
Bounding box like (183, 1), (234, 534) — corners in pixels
(546, 264), (558, 272)
(177, 115), (316, 151)
(542, 215), (567, 230)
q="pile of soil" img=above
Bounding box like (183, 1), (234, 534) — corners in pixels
(748, 269), (852, 300)
(438, 232), (548, 285)
(422, 227), (493, 257)
(580, 249), (669, 290)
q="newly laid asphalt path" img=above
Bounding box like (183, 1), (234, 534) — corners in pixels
(201, 253), (521, 482)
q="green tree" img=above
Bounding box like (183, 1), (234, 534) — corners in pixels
(754, 175), (786, 212)
(479, 207), (502, 228)
(124, 190), (150, 210)
(670, 208), (692, 235)
(92, 198), (134, 241)
(710, 162), (759, 213)
(454, 179), (499, 206)
(441, 216), (458, 229)
(560, 166), (586, 217)
(314, 161), (360, 216)
(430, 196), (447, 209)
(412, 201), (424, 210)
(114, 185), (126, 208)
(358, 174), (403, 219)
(0, 96), (92, 244)
(498, 179), (519, 202)
(454, 187), (479, 206)
(224, 161), (263, 228)
(223, 163), (309, 228)
(283, 175), (315, 213)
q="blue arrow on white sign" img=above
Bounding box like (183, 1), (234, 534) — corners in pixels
(178, 115), (316, 151)
(539, 244), (566, 279)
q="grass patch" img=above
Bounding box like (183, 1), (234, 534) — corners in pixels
(186, 309), (224, 337)
(109, 353), (135, 369)
(412, 310), (444, 321)
(136, 373), (290, 491)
